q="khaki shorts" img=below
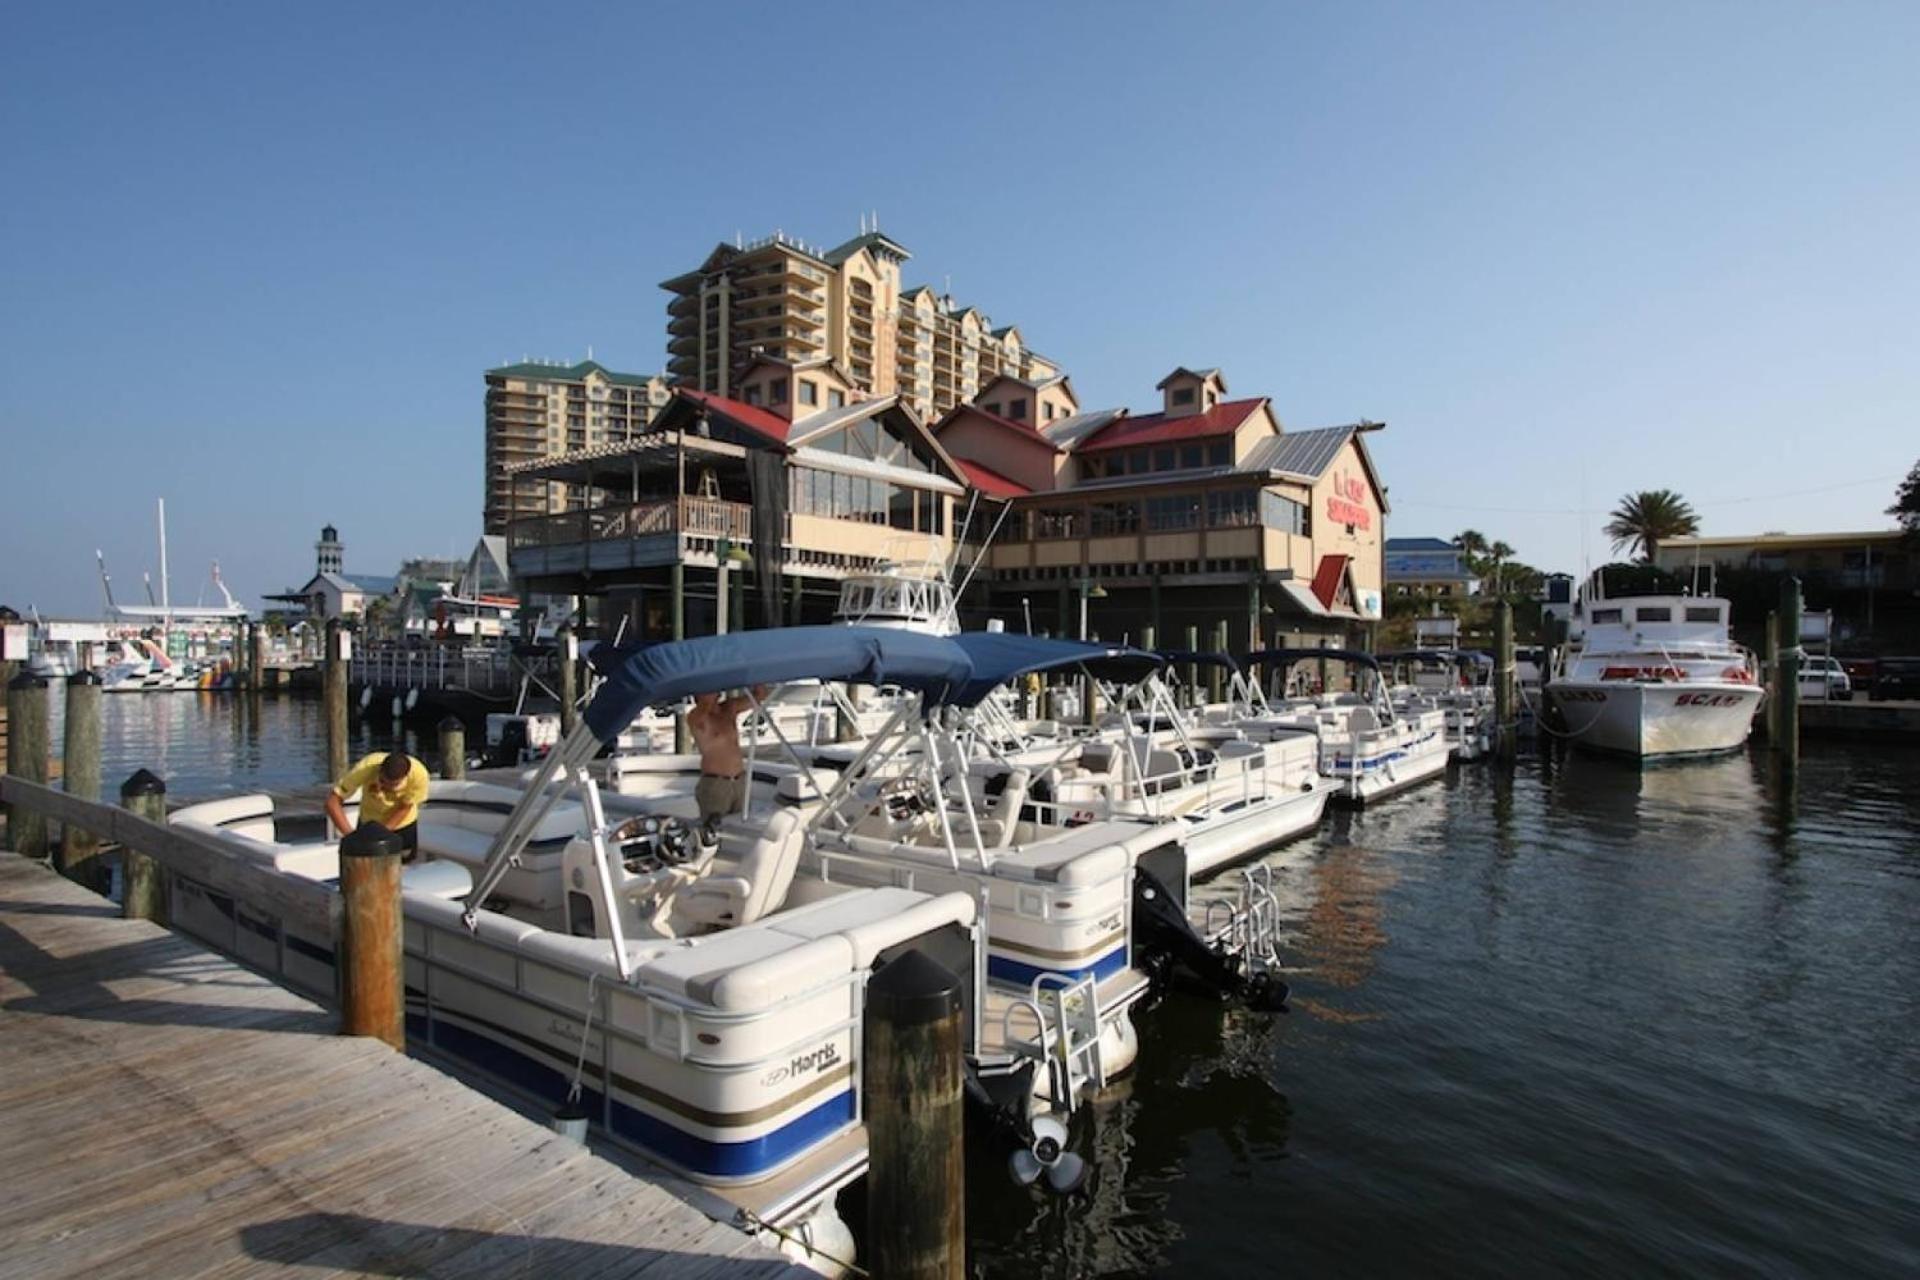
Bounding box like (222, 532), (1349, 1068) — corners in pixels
(695, 774), (745, 824)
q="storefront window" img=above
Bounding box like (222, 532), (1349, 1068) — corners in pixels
(1089, 500), (1140, 535)
(1146, 494), (1200, 531)
(1206, 490), (1259, 527)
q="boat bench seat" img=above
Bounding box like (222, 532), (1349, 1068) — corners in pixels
(764, 886), (970, 967)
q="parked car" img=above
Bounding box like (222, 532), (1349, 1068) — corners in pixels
(1840, 656), (1879, 688)
(1798, 655), (1852, 701)
(1870, 657), (1920, 702)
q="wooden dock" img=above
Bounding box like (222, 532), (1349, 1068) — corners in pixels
(0, 852), (808, 1280)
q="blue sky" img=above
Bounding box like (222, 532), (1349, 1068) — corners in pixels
(3, 1), (1915, 615)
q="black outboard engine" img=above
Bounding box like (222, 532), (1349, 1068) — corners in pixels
(1132, 866), (1290, 1011)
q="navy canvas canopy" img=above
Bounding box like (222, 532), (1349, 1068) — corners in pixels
(1241, 647), (1383, 671)
(1154, 649), (1241, 671)
(1377, 648), (1494, 666)
(938, 632), (1163, 707)
(582, 626), (973, 740)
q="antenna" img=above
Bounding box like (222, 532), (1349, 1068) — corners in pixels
(96, 550), (117, 612)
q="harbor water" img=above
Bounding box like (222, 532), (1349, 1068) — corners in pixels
(41, 693), (1920, 1277)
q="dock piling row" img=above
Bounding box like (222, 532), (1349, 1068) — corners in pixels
(58, 670), (103, 889)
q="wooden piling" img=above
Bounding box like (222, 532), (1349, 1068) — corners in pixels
(672, 564), (689, 754)
(251, 624), (269, 694)
(58, 671), (104, 889)
(864, 949), (964, 1280)
(120, 769), (168, 923)
(1778, 577), (1802, 771)
(557, 624), (579, 737)
(1184, 624), (1200, 707)
(324, 619), (349, 782)
(338, 821), (405, 1050)
(5, 673), (50, 860)
(1763, 611), (1779, 746)
(1493, 601), (1516, 762)
(438, 716), (466, 780)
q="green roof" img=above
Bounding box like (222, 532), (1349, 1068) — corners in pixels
(485, 360), (663, 389)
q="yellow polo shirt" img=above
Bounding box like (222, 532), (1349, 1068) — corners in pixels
(333, 753), (430, 830)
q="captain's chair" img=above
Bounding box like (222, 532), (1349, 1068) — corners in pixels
(675, 809), (806, 930)
(1347, 707), (1380, 734)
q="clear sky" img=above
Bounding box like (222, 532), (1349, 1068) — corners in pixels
(3, 1), (1915, 616)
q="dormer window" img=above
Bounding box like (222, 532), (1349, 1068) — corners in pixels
(770, 378), (788, 402)
(741, 385), (762, 406)
(799, 379), (818, 407)
(1172, 387), (1196, 406)
(1008, 398), (1028, 420)
(984, 402), (1001, 416)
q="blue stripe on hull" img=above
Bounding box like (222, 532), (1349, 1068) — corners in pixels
(988, 944), (1128, 988)
(423, 1012), (851, 1181)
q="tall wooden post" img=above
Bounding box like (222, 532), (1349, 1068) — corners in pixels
(438, 716), (467, 781)
(339, 821), (405, 1050)
(1246, 579), (1261, 663)
(251, 624), (269, 694)
(5, 672), (50, 860)
(1209, 620), (1228, 704)
(324, 619), (349, 783)
(1149, 571), (1163, 648)
(58, 671), (104, 890)
(715, 561), (731, 635)
(1184, 624), (1200, 707)
(1762, 612), (1779, 745)
(120, 769), (168, 923)
(1494, 600), (1516, 763)
(1778, 577), (1802, 772)
(672, 564), (689, 754)
(557, 624), (578, 737)
(235, 621), (253, 692)
(864, 950), (964, 1280)
(1141, 623), (1157, 654)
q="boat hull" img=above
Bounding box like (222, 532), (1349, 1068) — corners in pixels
(1547, 681), (1761, 758)
(1180, 783), (1334, 878)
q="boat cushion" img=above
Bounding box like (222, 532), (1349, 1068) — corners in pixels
(637, 928), (853, 1011)
(768, 887), (973, 967)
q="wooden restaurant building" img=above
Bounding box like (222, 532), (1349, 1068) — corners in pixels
(502, 359), (1389, 652)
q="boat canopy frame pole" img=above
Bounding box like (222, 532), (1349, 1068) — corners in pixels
(575, 768), (636, 981)
(805, 702), (917, 835)
(463, 718), (604, 922)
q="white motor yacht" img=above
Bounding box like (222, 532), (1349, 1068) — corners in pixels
(1546, 592), (1762, 758)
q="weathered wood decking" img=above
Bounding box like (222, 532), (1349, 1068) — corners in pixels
(0, 852), (807, 1279)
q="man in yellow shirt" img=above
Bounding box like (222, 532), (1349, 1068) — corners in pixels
(326, 750), (431, 860)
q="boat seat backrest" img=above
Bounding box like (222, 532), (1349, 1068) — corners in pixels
(986, 768), (1030, 850)
(678, 809), (805, 929)
(1347, 707), (1380, 733)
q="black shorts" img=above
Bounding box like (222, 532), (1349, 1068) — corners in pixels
(398, 822), (419, 861)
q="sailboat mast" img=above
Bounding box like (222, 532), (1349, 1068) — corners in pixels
(157, 498), (172, 633)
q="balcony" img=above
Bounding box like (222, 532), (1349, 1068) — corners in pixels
(507, 496), (758, 576)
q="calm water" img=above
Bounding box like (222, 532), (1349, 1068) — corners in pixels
(38, 693), (1920, 1275)
(969, 746), (1920, 1278)
(44, 691), (429, 800)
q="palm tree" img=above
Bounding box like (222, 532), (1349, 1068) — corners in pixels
(1604, 490), (1700, 563)
(1488, 540), (1515, 596)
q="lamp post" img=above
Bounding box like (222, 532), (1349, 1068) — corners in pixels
(1077, 579), (1107, 642)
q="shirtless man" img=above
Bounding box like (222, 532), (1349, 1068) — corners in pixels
(689, 685), (768, 840)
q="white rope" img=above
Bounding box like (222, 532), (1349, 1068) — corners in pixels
(564, 971), (600, 1105)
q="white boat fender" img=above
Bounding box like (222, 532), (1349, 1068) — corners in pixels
(405, 687), (419, 711)
(390, 695), (403, 719)
(550, 1100), (590, 1145)
(358, 686), (372, 711)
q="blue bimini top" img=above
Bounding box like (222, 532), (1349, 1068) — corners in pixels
(582, 626), (974, 741)
(938, 632), (1164, 708)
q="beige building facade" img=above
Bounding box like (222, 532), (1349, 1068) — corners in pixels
(483, 360), (670, 534)
(660, 226), (1059, 421)
(935, 367), (1389, 648)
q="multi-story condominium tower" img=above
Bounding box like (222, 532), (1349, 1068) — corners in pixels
(659, 226), (1058, 420)
(483, 360), (670, 534)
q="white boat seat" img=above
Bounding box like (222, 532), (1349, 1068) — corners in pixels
(637, 927), (853, 1011)
(1347, 707), (1380, 733)
(401, 859), (470, 900)
(775, 768), (839, 804)
(767, 886), (975, 967)
(986, 768), (1031, 850)
(675, 809), (805, 930)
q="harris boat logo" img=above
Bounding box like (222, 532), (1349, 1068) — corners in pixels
(760, 1041), (843, 1088)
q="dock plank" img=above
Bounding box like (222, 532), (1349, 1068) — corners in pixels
(0, 853), (808, 1279)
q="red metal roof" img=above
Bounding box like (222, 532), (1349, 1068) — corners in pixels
(934, 404), (1062, 452)
(954, 458), (1031, 498)
(1076, 397), (1266, 454)
(1312, 554), (1351, 610)
(673, 387), (792, 444)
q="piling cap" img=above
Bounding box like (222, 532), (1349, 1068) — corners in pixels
(68, 669), (103, 687)
(7, 671), (49, 691)
(341, 822), (406, 859)
(120, 768), (167, 798)
(437, 715), (465, 733)
(867, 949), (961, 1026)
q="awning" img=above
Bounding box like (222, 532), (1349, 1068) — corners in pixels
(582, 626), (973, 740)
(937, 632), (1162, 708)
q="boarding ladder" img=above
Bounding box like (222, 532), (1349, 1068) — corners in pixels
(1003, 972), (1106, 1113)
(1203, 863), (1284, 979)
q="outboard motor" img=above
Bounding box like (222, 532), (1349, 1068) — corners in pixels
(1132, 867), (1290, 1012)
(964, 1061), (1089, 1195)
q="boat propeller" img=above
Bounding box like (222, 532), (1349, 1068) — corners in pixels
(1008, 1113), (1088, 1195)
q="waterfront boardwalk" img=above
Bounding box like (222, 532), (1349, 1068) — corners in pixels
(0, 852), (805, 1280)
